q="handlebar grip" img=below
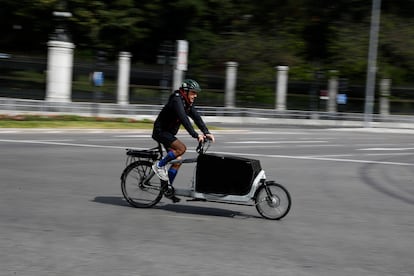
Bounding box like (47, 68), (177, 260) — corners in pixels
(196, 140), (203, 153)
(196, 136), (212, 154)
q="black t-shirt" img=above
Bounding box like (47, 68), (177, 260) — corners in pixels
(153, 91), (210, 138)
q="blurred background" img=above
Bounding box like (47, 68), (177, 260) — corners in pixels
(1, 0), (413, 114)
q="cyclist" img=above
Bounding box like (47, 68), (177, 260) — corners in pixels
(152, 79), (215, 202)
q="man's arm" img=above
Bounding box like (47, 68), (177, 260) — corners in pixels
(189, 107), (209, 135)
(190, 107), (215, 142)
(171, 95), (199, 138)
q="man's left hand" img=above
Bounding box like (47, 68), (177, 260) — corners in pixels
(205, 133), (215, 142)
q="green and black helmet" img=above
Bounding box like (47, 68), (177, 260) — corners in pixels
(180, 79), (201, 93)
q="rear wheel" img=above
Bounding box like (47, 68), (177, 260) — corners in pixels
(121, 161), (163, 208)
(255, 181), (291, 220)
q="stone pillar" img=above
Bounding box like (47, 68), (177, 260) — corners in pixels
(46, 40), (75, 102)
(117, 52), (132, 105)
(327, 71), (338, 113)
(225, 61), (238, 108)
(173, 69), (184, 91)
(173, 40), (188, 92)
(275, 66), (289, 111)
(380, 78), (391, 116)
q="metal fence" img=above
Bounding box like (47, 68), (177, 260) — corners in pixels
(1, 97), (414, 129)
(1, 54), (414, 117)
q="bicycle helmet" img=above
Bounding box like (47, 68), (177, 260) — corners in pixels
(180, 79), (201, 93)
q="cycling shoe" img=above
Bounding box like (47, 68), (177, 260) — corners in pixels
(161, 181), (181, 203)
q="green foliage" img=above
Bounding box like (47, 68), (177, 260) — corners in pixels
(0, 114), (155, 128)
(327, 20), (370, 83)
(378, 14), (414, 83)
(1, 0), (413, 85)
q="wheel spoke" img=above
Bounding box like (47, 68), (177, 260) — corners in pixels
(121, 161), (163, 208)
(255, 182), (291, 220)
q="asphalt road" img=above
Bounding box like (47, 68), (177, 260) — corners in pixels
(1, 126), (413, 276)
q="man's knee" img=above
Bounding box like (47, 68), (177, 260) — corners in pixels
(175, 147), (186, 156)
(171, 156), (182, 170)
(171, 140), (186, 156)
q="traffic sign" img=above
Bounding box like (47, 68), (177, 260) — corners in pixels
(93, 71), (104, 87)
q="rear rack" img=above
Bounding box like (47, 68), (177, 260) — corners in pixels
(125, 147), (161, 166)
(126, 149), (159, 159)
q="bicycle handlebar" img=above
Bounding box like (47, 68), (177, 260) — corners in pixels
(196, 137), (212, 154)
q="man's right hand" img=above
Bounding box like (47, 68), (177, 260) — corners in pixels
(197, 134), (205, 143)
(205, 133), (215, 142)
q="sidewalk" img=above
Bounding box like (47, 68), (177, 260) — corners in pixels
(1, 97), (414, 130)
(202, 116), (414, 130)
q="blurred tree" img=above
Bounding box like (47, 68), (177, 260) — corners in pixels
(378, 14), (414, 84)
(68, 0), (146, 53)
(0, 0), (55, 51)
(0, 0), (413, 85)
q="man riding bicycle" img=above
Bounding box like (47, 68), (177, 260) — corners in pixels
(152, 79), (215, 202)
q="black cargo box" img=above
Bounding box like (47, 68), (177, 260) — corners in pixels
(195, 153), (262, 195)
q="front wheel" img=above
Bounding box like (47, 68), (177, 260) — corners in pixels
(121, 160), (163, 208)
(254, 181), (291, 220)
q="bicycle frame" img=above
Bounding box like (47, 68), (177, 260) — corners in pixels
(174, 170), (266, 205)
(121, 139), (292, 220)
(164, 142), (267, 205)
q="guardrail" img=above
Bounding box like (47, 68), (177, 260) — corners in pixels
(1, 97), (414, 128)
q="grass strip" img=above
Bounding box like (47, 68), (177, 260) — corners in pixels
(0, 114), (154, 129)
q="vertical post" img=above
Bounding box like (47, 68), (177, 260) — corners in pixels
(309, 70), (323, 113)
(225, 61), (238, 108)
(364, 0), (382, 127)
(173, 40), (188, 91)
(46, 40), (75, 102)
(117, 51), (131, 105)
(173, 69), (184, 91)
(158, 41), (174, 103)
(328, 71), (338, 113)
(275, 66), (289, 111)
(379, 78), (391, 116)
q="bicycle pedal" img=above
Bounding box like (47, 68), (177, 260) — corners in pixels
(169, 196), (181, 203)
(163, 187), (174, 196)
(164, 192), (180, 203)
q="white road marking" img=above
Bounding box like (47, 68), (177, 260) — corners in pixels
(113, 135), (152, 138)
(228, 140), (327, 144)
(305, 152), (414, 158)
(303, 154), (355, 158)
(1, 139), (413, 166)
(246, 131), (308, 135)
(332, 128), (414, 134)
(358, 147), (414, 151)
(0, 139), (126, 149)
(211, 150), (414, 167)
(364, 152), (414, 156)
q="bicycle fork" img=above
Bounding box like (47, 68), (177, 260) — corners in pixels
(255, 181), (280, 208)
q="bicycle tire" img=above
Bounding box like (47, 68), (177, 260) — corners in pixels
(121, 160), (163, 208)
(254, 181), (291, 220)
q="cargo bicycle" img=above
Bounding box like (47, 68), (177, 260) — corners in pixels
(120, 139), (291, 220)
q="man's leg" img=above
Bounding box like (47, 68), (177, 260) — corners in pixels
(168, 157), (182, 185)
(153, 139), (186, 181)
(153, 135), (186, 181)
(157, 139), (186, 168)
(166, 139), (186, 184)
(162, 140), (186, 203)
